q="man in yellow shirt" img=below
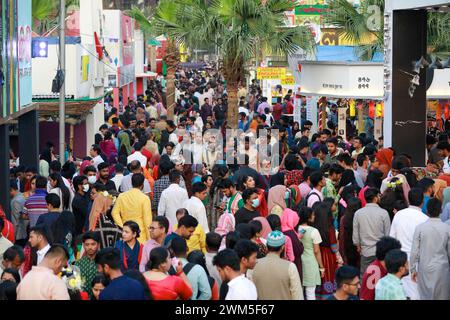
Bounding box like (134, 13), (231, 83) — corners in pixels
(173, 208), (206, 254)
(112, 173), (152, 243)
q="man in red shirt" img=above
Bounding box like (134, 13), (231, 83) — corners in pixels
(272, 97), (283, 122)
(360, 236), (401, 300)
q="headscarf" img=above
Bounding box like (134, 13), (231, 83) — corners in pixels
(433, 179), (447, 201)
(281, 208), (299, 237)
(268, 185), (287, 214)
(376, 148), (394, 178)
(80, 160), (92, 176)
(288, 185), (302, 207)
(88, 194), (113, 231)
(253, 217), (272, 239)
(442, 187), (450, 208)
(118, 131), (132, 156)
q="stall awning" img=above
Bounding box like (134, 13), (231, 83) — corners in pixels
(427, 69), (450, 99)
(295, 61), (385, 99)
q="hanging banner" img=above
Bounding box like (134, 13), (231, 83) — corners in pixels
(374, 116), (383, 142)
(257, 67), (286, 80)
(338, 107), (347, 140)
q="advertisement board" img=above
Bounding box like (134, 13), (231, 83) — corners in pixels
(17, 0), (32, 108)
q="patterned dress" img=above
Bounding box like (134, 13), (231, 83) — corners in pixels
(316, 227), (339, 300)
(74, 256), (98, 298)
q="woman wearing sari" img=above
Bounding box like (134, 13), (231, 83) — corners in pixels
(99, 131), (117, 160)
(241, 175), (268, 217)
(313, 201), (343, 300)
(281, 208), (304, 281)
(88, 192), (122, 249)
(118, 131), (132, 158)
(115, 221), (143, 272)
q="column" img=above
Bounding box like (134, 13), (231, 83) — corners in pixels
(0, 124), (11, 219)
(385, 10), (427, 166)
(18, 110), (39, 170)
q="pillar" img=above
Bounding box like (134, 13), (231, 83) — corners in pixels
(384, 10), (427, 166)
(18, 110), (39, 170)
(0, 124), (11, 219)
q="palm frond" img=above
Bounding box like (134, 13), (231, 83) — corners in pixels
(32, 0), (56, 21)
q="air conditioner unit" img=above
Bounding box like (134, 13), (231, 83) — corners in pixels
(93, 78), (104, 87)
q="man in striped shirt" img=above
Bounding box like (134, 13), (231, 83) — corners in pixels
(22, 176), (48, 228)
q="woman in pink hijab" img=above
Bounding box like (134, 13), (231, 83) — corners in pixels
(252, 217), (272, 239)
(268, 185), (288, 216)
(281, 208), (304, 281)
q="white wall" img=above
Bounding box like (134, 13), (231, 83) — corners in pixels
(32, 44), (78, 97)
(134, 29), (144, 74)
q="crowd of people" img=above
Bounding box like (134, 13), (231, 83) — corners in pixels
(1, 66), (450, 301)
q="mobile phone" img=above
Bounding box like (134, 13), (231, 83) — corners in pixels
(172, 257), (180, 269)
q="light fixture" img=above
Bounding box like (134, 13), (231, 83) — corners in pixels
(32, 39), (48, 58)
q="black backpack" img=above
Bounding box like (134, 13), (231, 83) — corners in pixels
(168, 262), (215, 299)
(300, 191), (321, 207)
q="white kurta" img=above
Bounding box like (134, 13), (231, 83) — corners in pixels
(410, 218), (450, 300)
(183, 196), (210, 233)
(390, 206), (429, 300)
(157, 184), (189, 227)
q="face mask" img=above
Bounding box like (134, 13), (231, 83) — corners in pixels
(82, 184), (90, 193)
(285, 190), (290, 200)
(251, 198), (260, 208)
(88, 175), (97, 185)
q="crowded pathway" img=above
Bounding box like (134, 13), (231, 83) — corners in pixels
(1, 65), (450, 301)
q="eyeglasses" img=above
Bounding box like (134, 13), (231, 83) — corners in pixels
(149, 226), (162, 231)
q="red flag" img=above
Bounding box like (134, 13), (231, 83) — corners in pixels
(94, 32), (103, 60)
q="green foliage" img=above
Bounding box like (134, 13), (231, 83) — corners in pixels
(326, 0), (450, 61)
(153, 0), (315, 82)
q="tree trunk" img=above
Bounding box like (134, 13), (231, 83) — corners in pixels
(227, 83), (239, 129)
(163, 39), (180, 121)
(166, 66), (176, 121)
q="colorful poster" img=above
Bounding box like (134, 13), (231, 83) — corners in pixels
(81, 55), (90, 82)
(281, 75), (296, 85)
(17, 0), (32, 108)
(2, 0), (19, 118)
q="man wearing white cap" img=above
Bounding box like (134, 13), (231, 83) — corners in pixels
(252, 231), (304, 300)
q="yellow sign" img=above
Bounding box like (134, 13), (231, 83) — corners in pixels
(281, 75), (295, 85)
(81, 55), (89, 82)
(257, 67), (286, 80)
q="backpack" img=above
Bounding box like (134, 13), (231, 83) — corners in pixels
(300, 191), (321, 207)
(168, 262), (215, 299)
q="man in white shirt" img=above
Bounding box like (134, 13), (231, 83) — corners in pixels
(182, 182), (210, 233)
(158, 171), (189, 227)
(307, 172), (325, 208)
(111, 164), (125, 192)
(389, 188), (429, 300)
(120, 161), (151, 195)
(29, 226), (51, 265)
(213, 249), (257, 300)
(127, 142), (148, 169)
(90, 144), (104, 169)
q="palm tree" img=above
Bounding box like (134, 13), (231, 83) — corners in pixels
(152, 0), (315, 128)
(32, 0), (80, 36)
(325, 0), (450, 61)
